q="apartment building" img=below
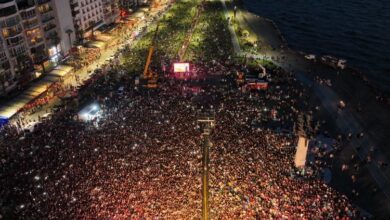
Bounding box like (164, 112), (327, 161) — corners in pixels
(0, 0), (62, 94)
(120, 0), (140, 9)
(0, 0), (119, 95)
(69, 0), (119, 43)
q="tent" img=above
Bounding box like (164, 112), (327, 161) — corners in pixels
(48, 65), (73, 78)
(0, 65), (73, 119)
(0, 116), (9, 128)
(0, 95), (32, 119)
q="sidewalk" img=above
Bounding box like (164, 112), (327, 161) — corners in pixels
(220, 0), (241, 54)
(14, 5), (171, 127)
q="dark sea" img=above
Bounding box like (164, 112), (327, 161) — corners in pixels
(244, 0), (390, 92)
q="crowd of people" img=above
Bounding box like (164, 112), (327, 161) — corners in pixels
(0, 55), (361, 219)
(0, 0), (365, 219)
(66, 48), (102, 70)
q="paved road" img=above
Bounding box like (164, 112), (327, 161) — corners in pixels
(14, 6), (170, 128)
(221, 0), (241, 54)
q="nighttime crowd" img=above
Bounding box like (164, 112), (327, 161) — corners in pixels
(0, 0), (366, 219)
(0, 56), (361, 219)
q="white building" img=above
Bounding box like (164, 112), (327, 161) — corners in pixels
(68, 0), (119, 42)
(0, 0), (120, 95)
(0, 0), (62, 95)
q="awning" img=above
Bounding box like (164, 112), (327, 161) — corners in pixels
(0, 65), (73, 119)
(24, 81), (52, 97)
(96, 34), (113, 42)
(0, 96), (32, 118)
(0, 116), (8, 127)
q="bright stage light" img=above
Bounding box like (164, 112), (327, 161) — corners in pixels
(78, 102), (101, 122)
(173, 62), (190, 73)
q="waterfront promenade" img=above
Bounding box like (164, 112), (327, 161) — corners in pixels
(222, 1), (390, 216)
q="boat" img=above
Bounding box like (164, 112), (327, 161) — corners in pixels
(320, 55), (347, 69)
(304, 54), (316, 61)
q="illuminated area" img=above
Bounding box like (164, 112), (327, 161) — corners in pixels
(78, 102), (101, 122)
(0, 0), (388, 219)
(173, 62), (190, 73)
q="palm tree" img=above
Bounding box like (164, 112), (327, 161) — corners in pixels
(33, 50), (47, 73)
(89, 20), (96, 40)
(66, 29), (73, 48)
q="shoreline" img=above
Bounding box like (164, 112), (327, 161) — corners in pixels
(239, 3), (389, 97)
(228, 1), (390, 217)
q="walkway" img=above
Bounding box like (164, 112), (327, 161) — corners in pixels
(220, 0), (241, 54)
(227, 1), (390, 210)
(296, 72), (390, 200)
(10, 5), (172, 128)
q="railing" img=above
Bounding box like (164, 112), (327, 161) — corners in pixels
(3, 28), (23, 38)
(0, 5), (17, 18)
(38, 6), (53, 14)
(0, 0), (14, 4)
(43, 23), (56, 32)
(6, 37), (24, 47)
(36, 0), (50, 5)
(41, 15), (55, 23)
(0, 15), (20, 28)
(23, 19), (39, 29)
(29, 37), (44, 46)
(21, 12), (37, 20)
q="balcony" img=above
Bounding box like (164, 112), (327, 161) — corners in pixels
(0, 5), (17, 18)
(0, 52), (8, 62)
(20, 10), (37, 20)
(17, 1), (35, 10)
(38, 4), (53, 14)
(0, 16), (20, 28)
(43, 23), (56, 32)
(70, 2), (79, 10)
(0, 0), (14, 4)
(71, 10), (79, 17)
(41, 15), (55, 23)
(2, 27), (23, 38)
(6, 36), (24, 47)
(29, 37), (44, 47)
(36, 0), (50, 5)
(23, 19), (39, 29)
(10, 46), (28, 58)
(39, 7), (53, 14)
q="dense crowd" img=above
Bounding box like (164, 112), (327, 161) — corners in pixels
(0, 0), (364, 219)
(0, 56), (361, 219)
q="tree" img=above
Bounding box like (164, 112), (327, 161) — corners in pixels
(49, 33), (60, 46)
(89, 20), (96, 40)
(30, 46), (47, 73)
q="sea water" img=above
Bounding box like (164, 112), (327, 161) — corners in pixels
(244, 0), (390, 92)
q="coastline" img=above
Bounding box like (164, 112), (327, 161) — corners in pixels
(230, 1), (390, 218)
(239, 2), (389, 97)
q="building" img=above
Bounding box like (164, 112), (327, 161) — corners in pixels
(0, 0), (62, 95)
(102, 0), (119, 24)
(68, 0), (119, 43)
(0, 0), (120, 96)
(120, 0), (139, 9)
